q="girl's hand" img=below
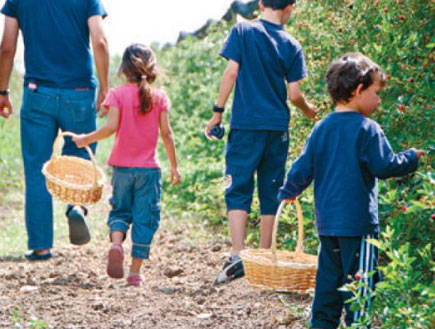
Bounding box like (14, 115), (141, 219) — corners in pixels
(72, 134), (89, 148)
(171, 167), (181, 186)
(282, 198), (295, 203)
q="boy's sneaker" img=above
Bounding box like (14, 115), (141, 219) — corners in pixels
(214, 255), (244, 285)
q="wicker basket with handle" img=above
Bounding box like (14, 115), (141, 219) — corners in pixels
(42, 131), (106, 205)
(240, 200), (317, 293)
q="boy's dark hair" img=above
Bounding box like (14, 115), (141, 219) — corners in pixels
(326, 52), (386, 105)
(119, 43), (158, 114)
(261, 0), (296, 10)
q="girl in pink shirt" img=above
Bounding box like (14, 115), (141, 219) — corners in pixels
(73, 44), (180, 286)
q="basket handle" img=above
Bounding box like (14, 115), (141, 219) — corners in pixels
(51, 131), (99, 187)
(271, 200), (304, 264)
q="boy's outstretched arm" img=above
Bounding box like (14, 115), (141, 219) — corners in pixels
(72, 106), (119, 147)
(206, 60), (239, 133)
(160, 111), (181, 186)
(278, 136), (315, 201)
(361, 126), (425, 179)
(288, 81), (318, 119)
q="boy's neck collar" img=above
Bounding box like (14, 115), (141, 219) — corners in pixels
(261, 11), (285, 26)
(335, 104), (359, 113)
(260, 18), (284, 29)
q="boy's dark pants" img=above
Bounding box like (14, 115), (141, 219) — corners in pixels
(311, 235), (379, 329)
(225, 129), (289, 214)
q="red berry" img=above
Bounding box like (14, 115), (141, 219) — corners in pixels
(386, 75), (391, 81)
(399, 15), (405, 21)
(399, 104), (406, 112)
(355, 273), (362, 280)
(408, 77), (414, 83)
(431, 214), (435, 221)
(402, 206), (408, 211)
(298, 22), (303, 28)
(426, 36), (431, 42)
(426, 105), (432, 110)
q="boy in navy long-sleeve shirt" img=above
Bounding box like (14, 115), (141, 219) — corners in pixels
(278, 53), (424, 329)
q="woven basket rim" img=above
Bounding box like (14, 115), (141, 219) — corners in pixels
(240, 248), (317, 269)
(245, 281), (316, 293)
(42, 155), (106, 190)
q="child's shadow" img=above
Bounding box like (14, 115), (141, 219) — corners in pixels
(41, 273), (102, 290)
(0, 255), (25, 263)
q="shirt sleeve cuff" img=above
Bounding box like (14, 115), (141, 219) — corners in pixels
(287, 71), (308, 83)
(278, 187), (294, 201)
(1, 7), (17, 18)
(219, 50), (240, 63)
(405, 149), (419, 171)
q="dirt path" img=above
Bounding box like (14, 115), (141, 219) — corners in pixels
(0, 221), (313, 329)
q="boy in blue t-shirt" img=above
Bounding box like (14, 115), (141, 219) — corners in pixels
(278, 53), (425, 329)
(206, 0), (317, 284)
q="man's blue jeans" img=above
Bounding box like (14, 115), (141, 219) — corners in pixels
(20, 86), (97, 250)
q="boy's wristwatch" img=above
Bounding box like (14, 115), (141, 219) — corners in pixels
(0, 89), (9, 95)
(213, 104), (225, 113)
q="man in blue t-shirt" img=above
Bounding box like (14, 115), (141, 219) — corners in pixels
(206, 0), (317, 284)
(0, 0), (109, 260)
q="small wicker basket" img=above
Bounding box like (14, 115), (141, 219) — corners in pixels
(240, 200), (317, 293)
(42, 131), (106, 205)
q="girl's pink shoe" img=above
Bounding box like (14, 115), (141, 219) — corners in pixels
(107, 243), (124, 279)
(126, 274), (142, 286)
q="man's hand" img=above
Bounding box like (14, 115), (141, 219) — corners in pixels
(171, 167), (181, 186)
(96, 88), (109, 118)
(205, 112), (222, 136)
(0, 95), (12, 118)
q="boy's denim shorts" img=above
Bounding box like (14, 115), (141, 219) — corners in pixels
(108, 167), (161, 259)
(224, 129), (289, 215)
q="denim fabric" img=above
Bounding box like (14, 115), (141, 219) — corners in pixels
(108, 167), (162, 259)
(225, 129), (289, 215)
(20, 86), (97, 250)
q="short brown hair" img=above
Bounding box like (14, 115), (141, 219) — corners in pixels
(262, 0), (296, 10)
(326, 53), (386, 105)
